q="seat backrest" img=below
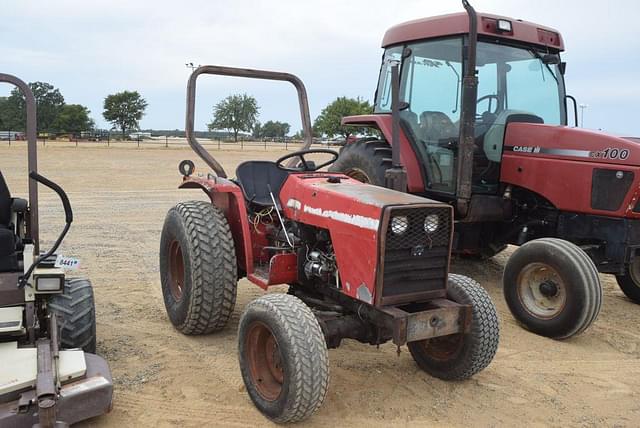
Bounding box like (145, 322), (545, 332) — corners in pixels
(235, 161), (290, 207)
(0, 171), (12, 227)
(419, 111), (458, 141)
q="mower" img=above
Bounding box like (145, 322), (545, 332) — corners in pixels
(0, 74), (113, 427)
(327, 0), (634, 339)
(159, 66), (499, 423)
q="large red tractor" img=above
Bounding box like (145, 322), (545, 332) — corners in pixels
(159, 66), (499, 423)
(330, 0), (635, 339)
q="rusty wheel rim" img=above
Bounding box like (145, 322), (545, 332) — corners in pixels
(516, 262), (566, 319)
(168, 239), (185, 300)
(345, 168), (371, 184)
(420, 333), (465, 361)
(245, 321), (284, 401)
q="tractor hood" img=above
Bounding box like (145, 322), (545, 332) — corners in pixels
(501, 123), (640, 217)
(504, 123), (640, 166)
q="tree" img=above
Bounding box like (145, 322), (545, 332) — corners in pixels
(252, 121), (262, 139)
(0, 82), (65, 132)
(313, 97), (373, 140)
(261, 120), (291, 139)
(208, 94), (259, 142)
(103, 91), (148, 138)
(52, 104), (94, 133)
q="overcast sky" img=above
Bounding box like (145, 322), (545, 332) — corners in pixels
(1, 0), (638, 136)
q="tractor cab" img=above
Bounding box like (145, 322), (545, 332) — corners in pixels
(374, 12), (568, 197)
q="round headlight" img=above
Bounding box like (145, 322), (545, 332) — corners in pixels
(391, 216), (408, 235)
(424, 214), (439, 233)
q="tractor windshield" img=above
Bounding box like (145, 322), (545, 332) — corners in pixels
(374, 37), (566, 195)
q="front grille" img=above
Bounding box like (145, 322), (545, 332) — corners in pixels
(380, 207), (451, 303)
(591, 169), (634, 211)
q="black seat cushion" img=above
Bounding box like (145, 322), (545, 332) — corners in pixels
(0, 228), (17, 272)
(0, 171), (11, 227)
(235, 161), (290, 208)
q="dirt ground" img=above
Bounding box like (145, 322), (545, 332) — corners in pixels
(1, 143), (639, 427)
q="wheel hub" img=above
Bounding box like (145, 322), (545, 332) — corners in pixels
(245, 322), (284, 401)
(539, 280), (559, 297)
(517, 262), (567, 319)
(168, 240), (185, 300)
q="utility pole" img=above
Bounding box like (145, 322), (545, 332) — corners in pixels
(579, 104), (589, 128)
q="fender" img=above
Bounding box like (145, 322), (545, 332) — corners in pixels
(342, 114), (425, 192)
(179, 176), (254, 276)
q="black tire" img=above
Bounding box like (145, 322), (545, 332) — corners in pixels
(615, 258), (640, 303)
(160, 201), (237, 335)
(49, 278), (97, 353)
(503, 238), (602, 339)
(408, 274), (499, 381)
(238, 294), (329, 423)
(329, 139), (391, 185)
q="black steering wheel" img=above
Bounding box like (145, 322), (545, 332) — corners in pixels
(276, 149), (339, 172)
(477, 94), (499, 115)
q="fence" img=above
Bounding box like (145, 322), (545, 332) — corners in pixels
(0, 133), (344, 151)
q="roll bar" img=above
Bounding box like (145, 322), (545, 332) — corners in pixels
(185, 65), (314, 178)
(0, 73), (39, 251)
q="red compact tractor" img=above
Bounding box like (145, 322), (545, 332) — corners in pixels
(159, 67), (499, 423)
(329, 0), (637, 339)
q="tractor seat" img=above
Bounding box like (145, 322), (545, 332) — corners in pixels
(235, 161), (290, 208)
(0, 171), (21, 273)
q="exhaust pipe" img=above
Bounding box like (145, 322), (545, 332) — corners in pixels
(456, 0), (479, 217)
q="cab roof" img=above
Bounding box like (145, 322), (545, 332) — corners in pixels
(382, 12), (564, 51)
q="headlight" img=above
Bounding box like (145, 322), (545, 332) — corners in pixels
(391, 216), (408, 235)
(424, 214), (439, 233)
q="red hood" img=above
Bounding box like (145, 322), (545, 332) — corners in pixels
(505, 124), (640, 166)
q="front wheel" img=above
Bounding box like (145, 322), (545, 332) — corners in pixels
(238, 294), (329, 423)
(49, 278), (97, 353)
(503, 238), (602, 339)
(408, 274), (499, 381)
(615, 258), (640, 303)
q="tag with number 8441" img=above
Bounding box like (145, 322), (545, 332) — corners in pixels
(54, 255), (80, 270)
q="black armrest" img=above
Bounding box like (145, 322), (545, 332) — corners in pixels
(11, 198), (28, 213)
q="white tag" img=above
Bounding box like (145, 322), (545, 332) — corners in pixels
(55, 255), (80, 270)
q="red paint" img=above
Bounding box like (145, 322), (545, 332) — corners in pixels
(342, 114), (425, 192)
(501, 123), (640, 217)
(382, 12), (564, 51)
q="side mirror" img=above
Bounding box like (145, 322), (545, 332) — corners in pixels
(559, 62), (567, 75)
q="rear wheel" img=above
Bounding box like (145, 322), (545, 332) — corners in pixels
(408, 274), (499, 381)
(329, 139), (390, 185)
(49, 278), (97, 353)
(160, 201), (237, 335)
(615, 258), (640, 303)
(238, 294), (329, 423)
(503, 238), (602, 339)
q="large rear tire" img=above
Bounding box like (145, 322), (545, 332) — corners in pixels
(408, 274), (499, 381)
(238, 294), (329, 423)
(160, 201), (237, 335)
(503, 238), (601, 339)
(329, 139), (390, 185)
(49, 278), (97, 353)
(615, 258), (640, 303)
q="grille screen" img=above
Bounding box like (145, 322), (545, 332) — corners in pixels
(381, 207), (451, 301)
